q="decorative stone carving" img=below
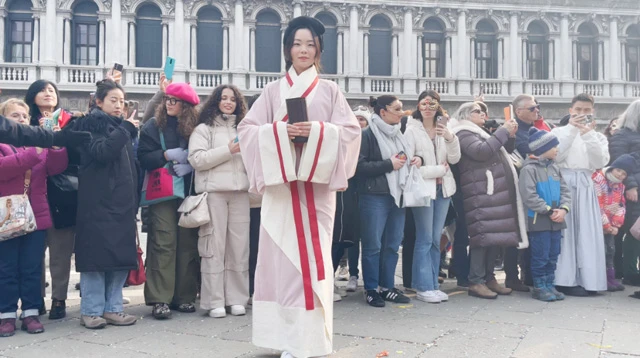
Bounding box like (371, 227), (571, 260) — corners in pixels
(100, 0), (111, 11)
(162, 0), (174, 14)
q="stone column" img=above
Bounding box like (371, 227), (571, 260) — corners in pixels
(128, 21), (135, 67)
(416, 34), (423, 76)
(457, 9), (470, 95)
(497, 37), (504, 79)
(598, 40), (604, 81)
(609, 16), (624, 96)
(403, 8), (414, 77)
(191, 24), (197, 69)
(391, 33), (398, 76)
(446, 36), (453, 78)
(98, 18), (106, 66)
(337, 30), (344, 74)
(348, 5), (359, 75)
(509, 12), (521, 80)
(110, 0), (121, 65)
(281, 26), (286, 72)
(32, 15), (40, 63)
(0, 10), (5, 62)
(363, 32), (369, 75)
(560, 14), (572, 80)
(173, 0), (185, 71)
(233, 0), (244, 71)
(293, 0), (302, 18)
(63, 16), (71, 64)
(44, 0), (56, 64)
(249, 26), (256, 72)
(223, 25), (229, 70)
(162, 22), (169, 61)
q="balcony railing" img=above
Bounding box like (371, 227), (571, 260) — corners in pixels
(423, 79), (453, 95)
(127, 68), (163, 87)
(366, 76), (399, 93)
(473, 79), (506, 96)
(189, 70), (229, 89)
(576, 81), (607, 97)
(525, 80), (557, 96)
(0, 63), (35, 83)
(59, 65), (103, 85)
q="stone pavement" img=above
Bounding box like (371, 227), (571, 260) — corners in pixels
(2, 231), (640, 358)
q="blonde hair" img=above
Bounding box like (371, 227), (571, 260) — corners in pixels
(0, 98), (30, 118)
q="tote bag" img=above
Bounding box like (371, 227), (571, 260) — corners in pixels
(139, 131), (185, 207)
(0, 170), (37, 241)
(402, 166), (431, 208)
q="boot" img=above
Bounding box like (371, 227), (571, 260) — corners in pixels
(20, 316), (44, 334)
(505, 278), (531, 292)
(48, 299), (66, 320)
(607, 268), (625, 292)
(0, 318), (16, 337)
(532, 277), (556, 302)
(468, 283), (498, 299)
(546, 274), (564, 300)
(486, 279), (512, 295)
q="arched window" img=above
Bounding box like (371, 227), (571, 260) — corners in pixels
(368, 14), (392, 76)
(5, 0), (33, 63)
(72, 1), (99, 66)
(475, 20), (498, 79)
(255, 10), (281, 73)
(577, 23), (599, 81)
(626, 25), (640, 82)
(197, 6), (223, 70)
(526, 21), (549, 80)
(136, 3), (162, 68)
(422, 17), (445, 78)
(315, 12), (337, 74)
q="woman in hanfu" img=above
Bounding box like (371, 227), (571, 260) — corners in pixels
(237, 16), (362, 358)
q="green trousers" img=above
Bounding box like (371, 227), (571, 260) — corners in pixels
(144, 199), (199, 305)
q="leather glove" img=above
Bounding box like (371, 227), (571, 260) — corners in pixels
(165, 147), (188, 164)
(52, 129), (92, 148)
(173, 163), (194, 177)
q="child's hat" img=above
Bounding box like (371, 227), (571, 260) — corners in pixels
(610, 154), (636, 174)
(528, 127), (559, 157)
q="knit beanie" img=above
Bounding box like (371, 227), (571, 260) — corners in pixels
(610, 154), (636, 175)
(353, 108), (371, 122)
(165, 83), (200, 106)
(528, 127), (559, 157)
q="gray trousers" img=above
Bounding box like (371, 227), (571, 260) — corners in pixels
(468, 246), (500, 284)
(45, 227), (76, 300)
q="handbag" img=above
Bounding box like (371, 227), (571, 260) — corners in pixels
(126, 230), (146, 286)
(0, 170), (38, 241)
(402, 166), (431, 208)
(139, 131), (185, 207)
(631, 217), (640, 241)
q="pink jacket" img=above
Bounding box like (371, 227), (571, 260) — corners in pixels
(0, 144), (68, 230)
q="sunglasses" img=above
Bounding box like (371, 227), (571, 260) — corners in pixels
(521, 104), (541, 112)
(164, 96), (182, 106)
(471, 109), (482, 114)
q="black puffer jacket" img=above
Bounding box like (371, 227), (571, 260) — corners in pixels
(609, 128), (640, 223)
(72, 109), (139, 272)
(356, 127), (393, 195)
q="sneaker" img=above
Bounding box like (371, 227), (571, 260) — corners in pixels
(380, 288), (411, 304)
(416, 290), (441, 304)
(334, 285), (347, 298)
(230, 305), (246, 316)
(337, 266), (349, 281)
(170, 303), (196, 313)
(435, 290), (449, 302)
(152, 303), (172, 320)
(208, 307), (226, 318)
(80, 315), (107, 329)
(20, 316), (44, 334)
(333, 292), (342, 302)
(0, 318), (16, 337)
(48, 299), (66, 320)
(365, 290), (385, 307)
(122, 297), (131, 305)
(103, 312), (137, 326)
(346, 276), (358, 292)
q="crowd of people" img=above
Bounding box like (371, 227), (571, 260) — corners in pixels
(0, 14), (639, 358)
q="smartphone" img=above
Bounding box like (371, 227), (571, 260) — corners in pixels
(130, 100), (140, 119)
(585, 114), (595, 124)
(234, 136), (239, 143)
(112, 62), (123, 78)
(397, 151), (407, 161)
(286, 97), (309, 143)
(504, 105), (514, 122)
(164, 56), (176, 81)
(436, 116), (444, 123)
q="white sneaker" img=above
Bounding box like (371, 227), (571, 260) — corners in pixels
(416, 290), (441, 304)
(208, 307), (226, 318)
(281, 352), (295, 358)
(346, 276), (358, 292)
(230, 305), (246, 316)
(435, 290), (449, 302)
(122, 297), (131, 304)
(333, 292), (342, 302)
(337, 266), (349, 281)
(335, 284), (347, 297)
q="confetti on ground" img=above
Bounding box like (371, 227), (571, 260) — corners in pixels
(396, 351), (404, 354)
(396, 304), (414, 309)
(587, 343), (612, 349)
(375, 350), (389, 357)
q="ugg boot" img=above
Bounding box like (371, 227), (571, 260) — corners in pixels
(532, 277), (555, 302)
(606, 268), (625, 291)
(486, 279), (512, 295)
(546, 274), (565, 300)
(468, 283), (498, 299)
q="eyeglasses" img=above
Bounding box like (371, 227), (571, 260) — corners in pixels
(164, 96), (182, 106)
(520, 104), (541, 112)
(471, 109), (482, 114)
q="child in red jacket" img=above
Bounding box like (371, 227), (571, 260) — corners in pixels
(592, 154), (636, 292)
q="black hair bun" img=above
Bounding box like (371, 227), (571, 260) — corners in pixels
(369, 96), (378, 107)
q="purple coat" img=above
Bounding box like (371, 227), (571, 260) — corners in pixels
(0, 145), (68, 230)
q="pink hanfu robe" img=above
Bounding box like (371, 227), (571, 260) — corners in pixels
(237, 66), (361, 358)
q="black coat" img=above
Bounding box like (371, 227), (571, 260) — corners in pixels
(72, 109), (139, 272)
(333, 178), (359, 245)
(0, 115), (55, 147)
(609, 128), (640, 223)
(356, 127), (393, 195)
(137, 116), (192, 197)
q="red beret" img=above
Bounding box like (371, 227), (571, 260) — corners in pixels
(165, 83), (200, 106)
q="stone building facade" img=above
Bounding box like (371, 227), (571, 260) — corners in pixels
(0, 0), (639, 120)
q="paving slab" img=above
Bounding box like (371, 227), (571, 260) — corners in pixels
(512, 326), (602, 358)
(601, 320), (640, 356)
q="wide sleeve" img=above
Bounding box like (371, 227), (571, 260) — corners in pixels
(188, 123), (233, 171)
(0, 116), (55, 148)
(558, 170), (571, 212)
(0, 146), (40, 182)
(552, 125), (579, 164)
(297, 86), (361, 190)
(45, 148), (69, 176)
(137, 120), (167, 170)
(583, 131), (610, 170)
(518, 166), (551, 214)
(142, 91), (163, 124)
(85, 122), (133, 164)
(457, 127), (510, 163)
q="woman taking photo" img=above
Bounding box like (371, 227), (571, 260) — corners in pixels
(138, 83), (200, 319)
(237, 16), (361, 358)
(403, 90), (460, 303)
(72, 79), (139, 329)
(0, 99), (68, 337)
(451, 102), (528, 299)
(188, 84), (249, 319)
(357, 95), (414, 308)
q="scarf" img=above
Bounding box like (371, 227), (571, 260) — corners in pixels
(606, 171), (623, 184)
(369, 114), (410, 207)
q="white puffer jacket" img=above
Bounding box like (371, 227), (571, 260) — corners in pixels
(404, 116), (461, 199)
(188, 115), (250, 193)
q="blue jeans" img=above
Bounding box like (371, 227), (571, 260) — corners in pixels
(0, 230), (46, 319)
(80, 270), (129, 316)
(359, 194), (406, 291)
(411, 192), (451, 292)
(529, 230), (562, 279)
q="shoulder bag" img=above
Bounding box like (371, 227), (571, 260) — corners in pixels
(139, 130), (185, 207)
(0, 170), (37, 241)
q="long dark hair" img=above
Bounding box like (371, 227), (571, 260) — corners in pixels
(198, 84), (247, 127)
(283, 28), (323, 72)
(412, 90), (444, 123)
(155, 99), (199, 139)
(369, 95), (398, 116)
(24, 79), (60, 126)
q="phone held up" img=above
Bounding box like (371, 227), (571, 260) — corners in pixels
(164, 56), (176, 81)
(112, 63), (124, 79)
(397, 151), (407, 161)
